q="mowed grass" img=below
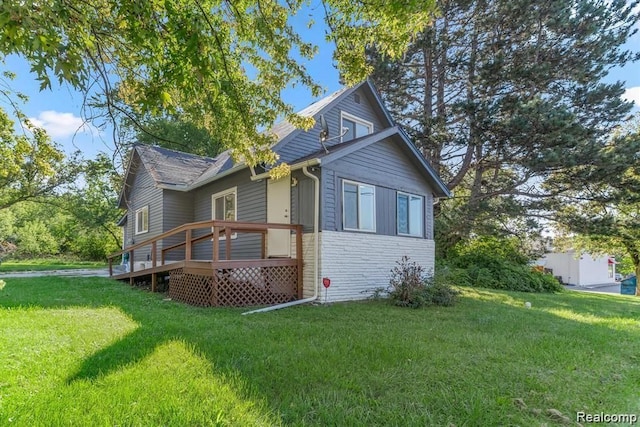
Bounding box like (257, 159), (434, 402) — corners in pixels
(0, 278), (639, 426)
(0, 258), (107, 272)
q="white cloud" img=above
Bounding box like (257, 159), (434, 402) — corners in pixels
(622, 86), (640, 107)
(28, 110), (92, 139)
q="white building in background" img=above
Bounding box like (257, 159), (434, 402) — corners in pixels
(537, 250), (616, 286)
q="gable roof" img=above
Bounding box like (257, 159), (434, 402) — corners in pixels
(294, 126), (451, 198)
(135, 144), (218, 187)
(270, 79), (394, 154)
(269, 86), (352, 143)
(118, 144), (221, 207)
(118, 79), (450, 207)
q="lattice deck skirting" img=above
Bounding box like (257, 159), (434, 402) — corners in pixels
(168, 265), (298, 307)
(168, 268), (213, 307)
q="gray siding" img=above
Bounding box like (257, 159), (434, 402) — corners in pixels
(322, 138), (436, 239)
(426, 192), (434, 240)
(124, 161), (163, 262)
(278, 87), (392, 163)
(291, 170), (318, 233)
(162, 190), (194, 261)
(321, 169), (336, 231)
(120, 218), (128, 252)
(376, 187), (396, 236)
(192, 169), (266, 260)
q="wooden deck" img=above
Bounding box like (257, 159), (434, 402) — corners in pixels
(107, 221), (303, 307)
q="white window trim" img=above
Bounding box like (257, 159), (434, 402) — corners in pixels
(340, 111), (373, 142)
(396, 191), (424, 238)
(342, 179), (376, 233)
(211, 187), (238, 240)
(135, 205), (149, 235)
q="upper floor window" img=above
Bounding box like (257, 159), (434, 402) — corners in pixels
(343, 180), (376, 232)
(341, 112), (373, 142)
(135, 206), (149, 235)
(397, 192), (423, 237)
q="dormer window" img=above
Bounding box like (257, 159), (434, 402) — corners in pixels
(341, 112), (373, 142)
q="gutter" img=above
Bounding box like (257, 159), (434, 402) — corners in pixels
(249, 158), (321, 181)
(242, 162), (321, 314)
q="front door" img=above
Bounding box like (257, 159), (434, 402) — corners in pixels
(267, 176), (291, 257)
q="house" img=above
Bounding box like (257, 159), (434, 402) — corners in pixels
(537, 250), (616, 286)
(111, 80), (451, 307)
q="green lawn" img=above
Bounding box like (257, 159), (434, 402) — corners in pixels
(0, 258), (107, 272)
(0, 277), (638, 426)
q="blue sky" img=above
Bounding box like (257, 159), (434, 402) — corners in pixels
(1, 12), (639, 161)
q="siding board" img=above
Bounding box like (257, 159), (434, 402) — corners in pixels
(125, 159), (163, 263)
(162, 190), (194, 261)
(321, 169), (336, 231)
(192, 169), (266, 260)
(291, 170), (316, 233)
(278, 87), (391, 163)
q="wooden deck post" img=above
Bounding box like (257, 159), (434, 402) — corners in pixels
(151, 273), (157, 292)
(185, 229), (192, 261)
(129, 249), (134, 286)
(108, 258), (113, 277)
(210, 271), (218, 306)
(151, 242), (157, 292)
(225, 227), (231, 260)
(295, 225), (303, 299)
(151, 242), (157, 268)
(213, 226), (219, 262)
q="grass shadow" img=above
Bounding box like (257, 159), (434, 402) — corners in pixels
(66, 327), (157, 383)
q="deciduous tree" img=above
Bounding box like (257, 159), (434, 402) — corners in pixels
(1, 0), (437, 165)
(0, 107), (81, 211)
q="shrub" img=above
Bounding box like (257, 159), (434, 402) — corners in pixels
(450, 236), (529, 268)
(422, 280), (459, 307)
(443, 236), (563, 293)
(387, 256), (458, 308)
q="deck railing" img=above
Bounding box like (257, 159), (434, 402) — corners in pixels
(107, 220), (303, 305)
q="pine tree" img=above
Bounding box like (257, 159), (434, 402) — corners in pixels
(369, 0), (640, 252)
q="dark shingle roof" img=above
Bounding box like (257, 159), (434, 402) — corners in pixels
(134, 85), (361, 190)
(135, 144), (219, 187)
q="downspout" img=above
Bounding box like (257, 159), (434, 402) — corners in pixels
(242, 165), (320, 314)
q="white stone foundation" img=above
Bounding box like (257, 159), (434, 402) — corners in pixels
(295, 231), (436, 303)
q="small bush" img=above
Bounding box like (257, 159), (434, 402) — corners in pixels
(387, 256), (458, 308)
(422, 280), (459, 307)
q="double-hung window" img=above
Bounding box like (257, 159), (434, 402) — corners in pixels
(341, 112), (373, 142)
(397, 192), (424, 237)
(343, 180), (376, 232)
(212, 187), (237, 238)
(135, 206), (149, 235)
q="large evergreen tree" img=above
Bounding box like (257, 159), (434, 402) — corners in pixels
(369, 0), (639, 251)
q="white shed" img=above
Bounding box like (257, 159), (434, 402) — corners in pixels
(538, 250), (615, 286)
